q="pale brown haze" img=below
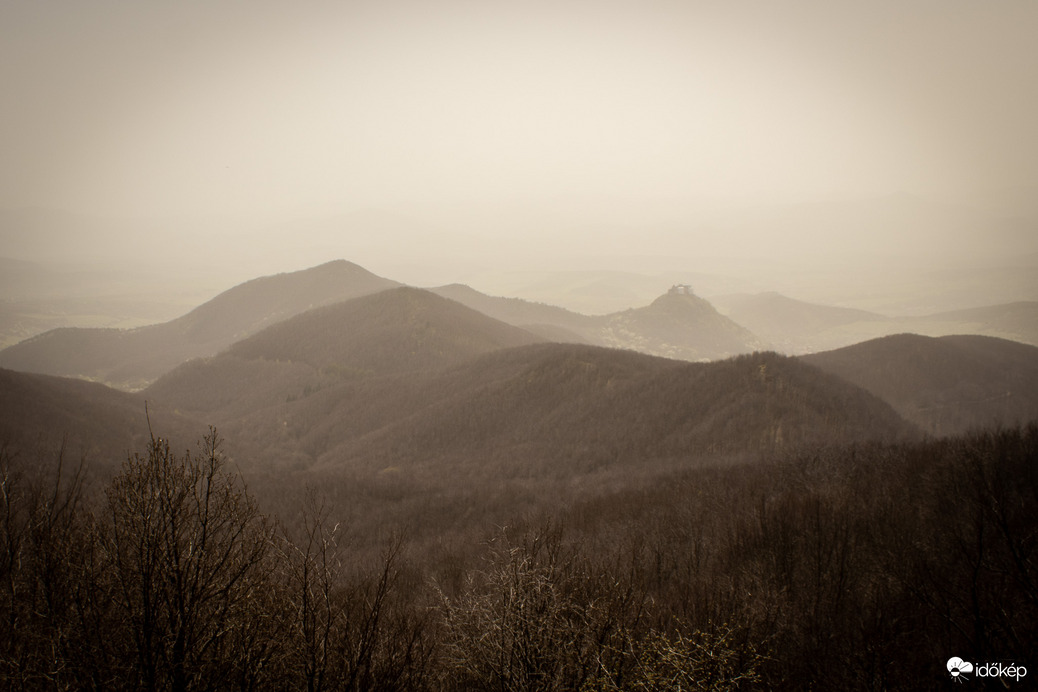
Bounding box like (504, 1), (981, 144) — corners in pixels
(1, 0), (1036, 319)
(4, 4), (1038, 690)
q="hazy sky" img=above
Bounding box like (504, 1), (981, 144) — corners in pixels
(2, 1), (1037, 300)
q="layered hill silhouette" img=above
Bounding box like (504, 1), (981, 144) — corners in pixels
(716, 292), (1038, 354)
(145, 287), (545, 421)
(141, 289), (917, 479)
(0, 261), (398, 389)
(5, 260), (1037, 482)
(912, 301), (1038, 347)
(229, 286), (543, 372)
(716, 292), (888, 353)
(9, 274), (1038, 515)
(429, 283), (595, 343)
(3, 280), (920, 486)
(0, 263), (766, 390)
(433, 283), (763, 360)
(802, 333), (1038, 436)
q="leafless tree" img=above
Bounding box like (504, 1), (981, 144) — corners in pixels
(102, 429), (278, 691)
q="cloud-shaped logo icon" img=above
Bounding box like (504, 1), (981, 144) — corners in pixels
(948, 657), (974, 680)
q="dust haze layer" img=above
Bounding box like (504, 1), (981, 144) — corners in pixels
(1, 2), (1036, 319)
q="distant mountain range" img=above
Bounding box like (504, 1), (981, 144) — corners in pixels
(433, 283), (1038, 358)
(0, 260), (398, 389)
(714, 292), (1038, 354)
(1, 259), (1037, 477)
(2, 267), (1036, 493)
(910, 302), (1038, 346)
(1, 285), (917, 484)
(432, 283), (764, 360)
(0, 263), (762, 389)
(3, 259), (1036, 393)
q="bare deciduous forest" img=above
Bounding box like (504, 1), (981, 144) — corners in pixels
(2, 423), (1034, 690)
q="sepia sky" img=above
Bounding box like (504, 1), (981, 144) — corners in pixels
(2, 1), (1037, 302)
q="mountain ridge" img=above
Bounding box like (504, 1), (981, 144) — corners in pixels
(0, 260), (399, 389)
(596, 288), (764, 360)
(433, 282), (764, 360)
(309, 346), (916, 479)
(3, 259), (1036, 398)
(801, 333), (1038, 436)
(0, 264), (765, 388)
(716, 292), (1038, 354)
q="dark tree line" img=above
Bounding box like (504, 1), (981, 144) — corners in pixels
(1, 425), (1036, 690)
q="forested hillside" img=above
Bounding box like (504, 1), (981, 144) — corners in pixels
(802, 333), (1038, 435)
(146, 331), (916, 479)
(0, 368), (195, 474)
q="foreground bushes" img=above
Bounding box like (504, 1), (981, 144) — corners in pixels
(1, 425), (1035, 690)
(435, 525), (762, 692)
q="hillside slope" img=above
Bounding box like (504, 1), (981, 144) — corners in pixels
(145, 287), (545, 421)
(311, 346), (916, 477)
(0, 261), (398, 389)
(0, 368), (204, 474)
(147, 324), (916, 477)
(229, 286), (543, 372)
(802, 334), (1038, 436)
